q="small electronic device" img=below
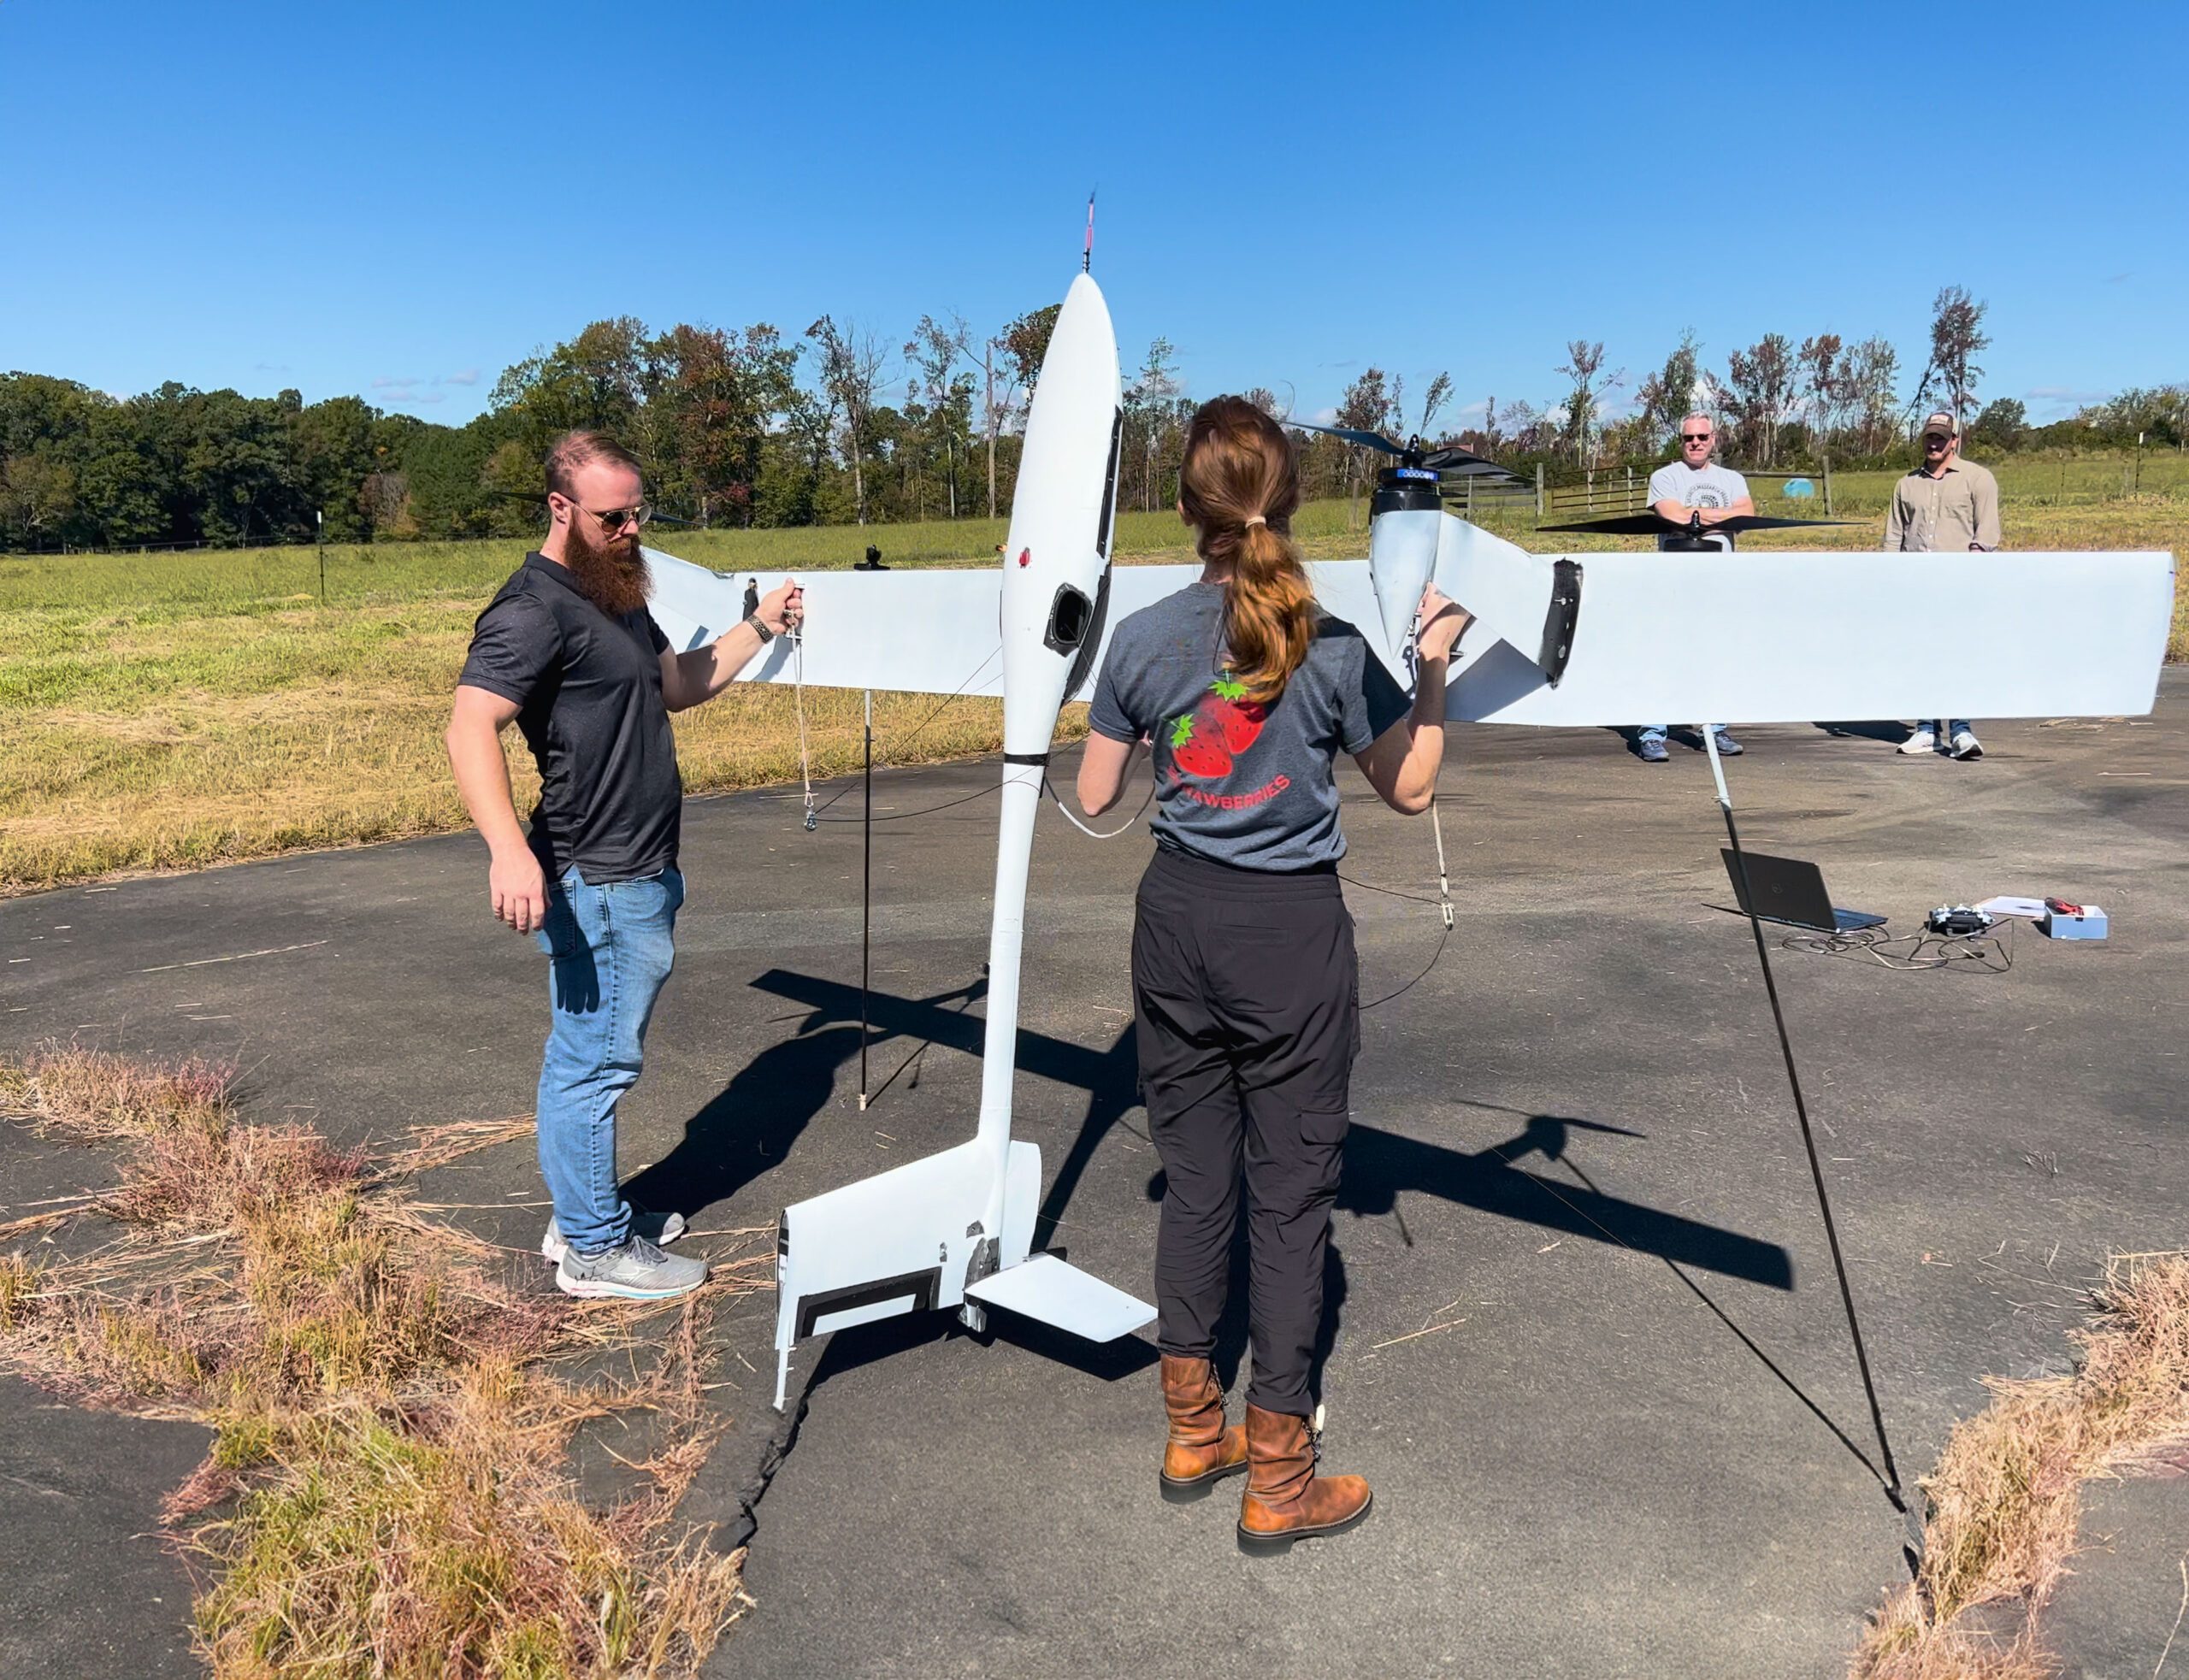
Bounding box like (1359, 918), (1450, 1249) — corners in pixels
(1925, 905), (1994, 936)
(1720, 851), (1885, 934)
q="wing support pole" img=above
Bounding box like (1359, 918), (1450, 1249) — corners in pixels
(1701, 729), (1917, 1566)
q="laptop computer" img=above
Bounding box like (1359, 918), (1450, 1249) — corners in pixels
(1720, 850), (1886, 934)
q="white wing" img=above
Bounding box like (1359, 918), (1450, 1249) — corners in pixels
(1439, 539), (2176, 725)
(646, 537), (2177, 723)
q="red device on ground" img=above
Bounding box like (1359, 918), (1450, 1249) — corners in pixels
(2044, 896), (2085, 917)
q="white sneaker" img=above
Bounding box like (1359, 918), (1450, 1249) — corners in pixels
(1950, 730), (1984, 761)
(1898, 729), (1937, 755)
(541, 1208), (687, 1264)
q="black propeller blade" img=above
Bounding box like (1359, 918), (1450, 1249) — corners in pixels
(1535, 512), (1667, 535)
(1537, 511), (1851, 536)
(1283, 418), (1500, 476)
(1284, 418), (1408, 455)
(1419, 444), (1500, 474)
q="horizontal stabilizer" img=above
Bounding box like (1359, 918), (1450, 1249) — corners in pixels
(963, 1253), (1155, 1342)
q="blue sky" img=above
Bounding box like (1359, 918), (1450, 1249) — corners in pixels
(4, 1), (2183, 431)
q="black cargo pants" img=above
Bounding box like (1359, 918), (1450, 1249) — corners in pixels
(1130, 846), (1358, 1418)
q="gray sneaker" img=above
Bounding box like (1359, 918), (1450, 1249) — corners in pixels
(555, 1234), (709, 1300)
(541, 1208), (687, 1265)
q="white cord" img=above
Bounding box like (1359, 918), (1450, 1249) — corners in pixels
(1428, 798), (1454, 930)
(793, 628), (816, 831)
(1043, 769), (1155, 840)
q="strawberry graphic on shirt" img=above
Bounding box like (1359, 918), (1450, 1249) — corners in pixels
(1165, 673), (1266, 780)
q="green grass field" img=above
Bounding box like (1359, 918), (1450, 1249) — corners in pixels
(3, 464), (2181, 895)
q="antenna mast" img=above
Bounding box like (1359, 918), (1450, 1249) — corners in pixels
(1083, 191), (1095, 272)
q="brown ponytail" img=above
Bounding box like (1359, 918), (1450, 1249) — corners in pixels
(1177, 395), (1313, 706)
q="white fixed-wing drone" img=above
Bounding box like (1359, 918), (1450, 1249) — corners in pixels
(644, 267), (2176, 1418)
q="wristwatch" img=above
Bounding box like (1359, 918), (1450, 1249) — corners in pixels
(743, 612), (774, 643)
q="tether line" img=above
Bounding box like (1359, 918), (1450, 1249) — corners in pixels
(1702, 728), (1907, 1513)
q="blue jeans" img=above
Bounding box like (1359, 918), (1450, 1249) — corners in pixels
(1637, 723), (1729, 744)
(1912, 720), (1973, 740)
(534, 865), (684, 1256)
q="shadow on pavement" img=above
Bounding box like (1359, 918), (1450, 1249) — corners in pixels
(716, 970), (1809, 1431)
(1814, 720), (1911, 743)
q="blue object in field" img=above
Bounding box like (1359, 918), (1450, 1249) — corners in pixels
(1782, 477), (1815, 498)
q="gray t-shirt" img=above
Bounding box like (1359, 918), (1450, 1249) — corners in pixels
(1647, 460), (1749, 551)
(1088, 581), (1410, 872)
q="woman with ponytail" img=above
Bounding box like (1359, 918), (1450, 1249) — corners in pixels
(1077, 395), (1468, 1552)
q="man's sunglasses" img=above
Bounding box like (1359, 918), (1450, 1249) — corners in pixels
(1680, 433), (1713, 443)
(565, 498), (653, 533)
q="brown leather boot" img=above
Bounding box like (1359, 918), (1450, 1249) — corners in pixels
(1159, 1354), (1248, 1503)
(1236, 1401), (1372, 1553)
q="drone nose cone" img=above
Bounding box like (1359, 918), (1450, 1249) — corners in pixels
(994, 272), (1123, 756)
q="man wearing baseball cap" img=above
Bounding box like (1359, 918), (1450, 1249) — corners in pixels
(1885, 411), (2000, 759)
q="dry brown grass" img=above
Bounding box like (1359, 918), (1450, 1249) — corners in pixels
(1851, 1253), (2189, 1679)
(0, 1047), (762, 1678)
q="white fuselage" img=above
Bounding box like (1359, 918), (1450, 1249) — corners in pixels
(973, 274), (1122, 1232)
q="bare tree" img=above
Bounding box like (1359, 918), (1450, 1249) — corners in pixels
(1926, 285), (1990, 427)
(984, 303), (1062, 518)
(1844, 335), (1900, 455)
(1722, 333), (1797, 466)
(1635, 329), (1702, 446)
(805, 315), (888, 524)
(906, 313), (972, 518)
(1796, 333), (1846, 447)
(1335, 366), (1395, 527)
(1555, 340), (1616, 464)
(1128, 338), (1181, 512)
(1414, 370), (1453, 439)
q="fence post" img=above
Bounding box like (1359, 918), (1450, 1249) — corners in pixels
(1822, 453), (1833, 516)
(1535, 463), (1544, 519)
(1626, 464), (1633, 510)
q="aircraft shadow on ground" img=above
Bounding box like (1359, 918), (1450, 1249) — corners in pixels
(658, 970), (1797, 1297)
(716, 968), (1794, 1289)
(649, 971), (1878, 1478)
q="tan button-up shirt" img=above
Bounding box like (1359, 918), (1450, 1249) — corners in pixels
(1885, 456), (2001, 551)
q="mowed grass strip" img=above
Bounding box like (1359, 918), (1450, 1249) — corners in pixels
(3, 487), (2180, 894)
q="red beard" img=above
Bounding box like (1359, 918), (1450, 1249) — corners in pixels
(564, 518), (652, 619)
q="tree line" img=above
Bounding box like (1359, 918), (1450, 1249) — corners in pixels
(1338, 287), (2186, 480)
(3, 285), (2182, 553)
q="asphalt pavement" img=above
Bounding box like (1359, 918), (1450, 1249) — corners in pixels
(3, 680), (2185, 1678)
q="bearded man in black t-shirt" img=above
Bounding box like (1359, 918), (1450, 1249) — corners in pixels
(446, 431), (802, 1301)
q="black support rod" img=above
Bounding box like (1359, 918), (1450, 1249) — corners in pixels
(1702, 729), (1905, 1508)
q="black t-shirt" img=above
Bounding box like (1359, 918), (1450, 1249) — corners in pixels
(457, 551), (681, 883)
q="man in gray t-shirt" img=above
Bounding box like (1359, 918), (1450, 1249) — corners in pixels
(1631, 412), (1755, 762)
